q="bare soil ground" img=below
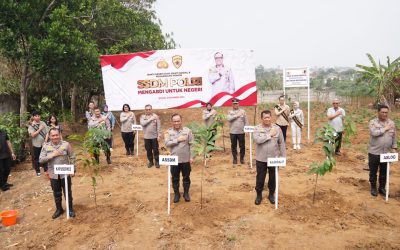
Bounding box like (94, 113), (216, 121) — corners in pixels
(1, 104), (400, 249)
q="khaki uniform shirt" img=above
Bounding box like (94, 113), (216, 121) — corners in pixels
(253, 124), (286, 162)
(203, 109), (217, 127)
(227, 108), (248, 134)
(368, 118), (397, 155)
(120, 112), (136, 133)
(39, 141), (75, 179)
(28, 121), (48, 147)
(164, 127), (194, 163)
(88, 115), (111, 131)
(274, 104), (290, 126)
(140, 113), (161, 139)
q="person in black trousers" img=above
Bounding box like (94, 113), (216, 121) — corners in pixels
(120, 104), (136, 156)
(0, 130), (16, 191)
(140, 104), (161, 168)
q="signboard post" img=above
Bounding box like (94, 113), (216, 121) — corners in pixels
(132, 125), (143, 156)
(54, 164), (74, 219)
(244, 126), (255, 168)
(380, 153), (398, 202)
(267, 158), (286, 209)
(159, 155), (179, 215)
(283, 67), (310, 142)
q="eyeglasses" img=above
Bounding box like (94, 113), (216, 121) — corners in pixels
(333, 103), (339, 104)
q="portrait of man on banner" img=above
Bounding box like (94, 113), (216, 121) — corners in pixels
(208, 52), (235, 97)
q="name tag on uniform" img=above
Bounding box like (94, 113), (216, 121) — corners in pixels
(267, 158), (286, 167)
(244, 126), (255, 133)
(380, 153), (398, 163)
(159, 155), (178, 166)
(54, 164), (74, 174)
(132, 125), (143, 131)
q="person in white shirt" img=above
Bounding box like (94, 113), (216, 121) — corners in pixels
(289, 101), (304, 150)
(327, 98), (345, 155)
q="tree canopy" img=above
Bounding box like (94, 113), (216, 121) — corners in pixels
(0, 0), (175, 122)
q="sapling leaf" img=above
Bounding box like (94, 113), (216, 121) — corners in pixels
(308, 124), (338, 203)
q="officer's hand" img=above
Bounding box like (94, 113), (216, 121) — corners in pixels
(51, 150), (62, 158)
(190, 158), (194, 164)
(44, 171), (50, 180)
(270, 128), (278, 137)
(177, 135), (187, 142)
(384, 124), (393, 131)
(391, 148), (397, 153)
(11, 153), (16, 161)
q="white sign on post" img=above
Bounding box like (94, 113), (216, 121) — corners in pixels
(132, 125), (143, 156)
(131, 125), (143, 131)
(284, 68), (309, 88)
(159, 155), (178, 166)
(159, 155), (179, 216)
(244, 126), (255, 168)
(54, 164), (75, 219)
(267, 157), (286, 210)
(267, 157), (286, 167)
(283, 67), (310, 143)
(380, 153), (398, 202)
(380, 153), (398, 162)
(244, 126), (255, 133)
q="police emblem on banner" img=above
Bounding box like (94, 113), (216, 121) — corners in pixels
(157, 58), (169, 69)
(172, 55), (182, 69)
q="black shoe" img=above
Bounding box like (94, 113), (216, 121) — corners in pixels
(69, 210), (76, 218)
(155, 163), (160, 168)
(268, 194), (275, 204)
(1, 186), (10, 192)
(335, 151), (342, 156)
(130, 150), (135, 156)
(183, 192), (190, 202)
(52, 208), (64, 219)
(371, 187), (378, 196)
(378, 188), (386, 196)
(147, 162), (154, 168)
(255, 192), (262, 205)
(126, 151), (130, 156)
(106, 157), (112, 164)
(233, 158), (238, 164)
(240, 158), (245, 164)
(5, 183), (13, 188)
(173, 193), (180, 203)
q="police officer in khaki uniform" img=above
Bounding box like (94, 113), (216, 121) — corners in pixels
(140, 104), (161, 168)
(165, 114), (194, 203)
(39, 128), (76, 219)
(28, 111), (49, 176)
(203, 102), (218, 148)
(253, 110), (286, 205)
(368, 105), (397, 197)
(202, 102), (217, 127)
(88, 107), (112, 164)
(227, 98), (248, 165)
